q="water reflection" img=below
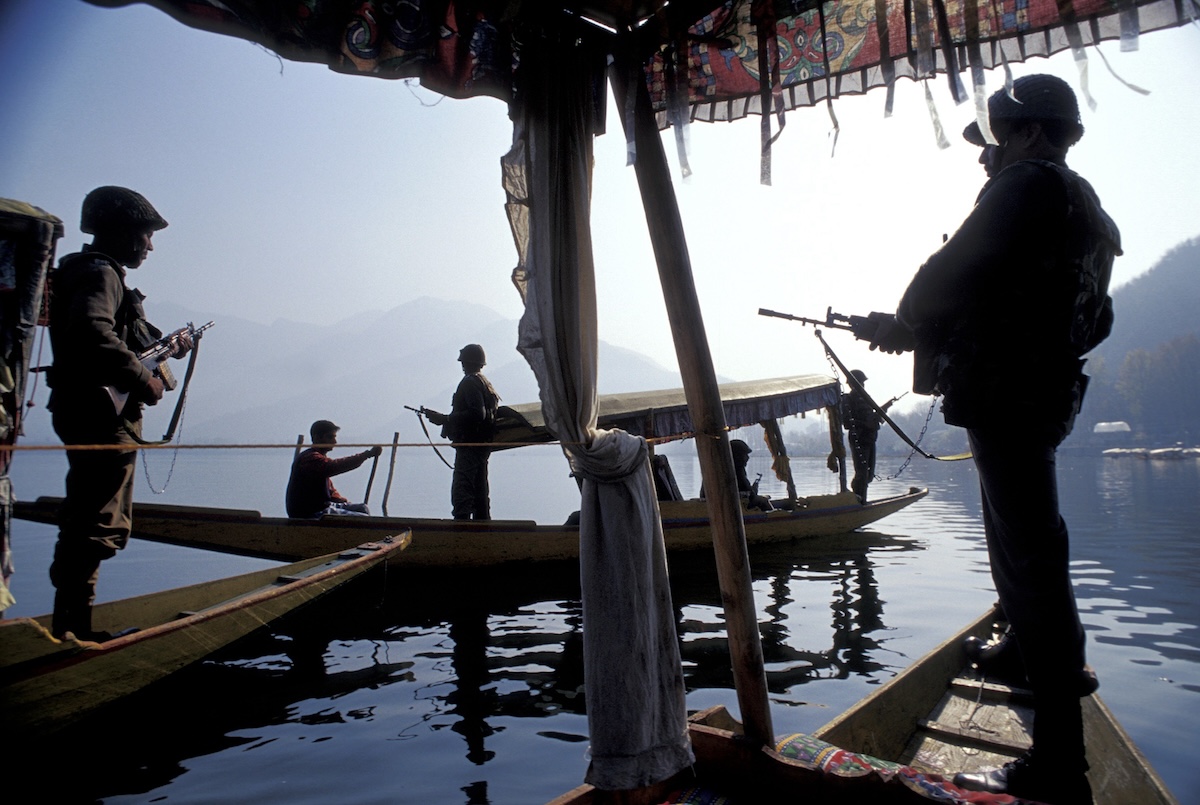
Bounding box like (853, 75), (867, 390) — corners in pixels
(10, 457), (1198, 802)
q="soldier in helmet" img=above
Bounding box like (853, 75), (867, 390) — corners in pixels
(869, 75), (1120, 804)
(424, 344), (501, 520)
(46, 186), (192, 642)
(840, 369), (893, 503)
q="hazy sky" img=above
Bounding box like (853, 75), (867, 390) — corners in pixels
(2, 0), (1198, 409)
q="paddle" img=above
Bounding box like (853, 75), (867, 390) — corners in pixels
(381, 431), (399, 516)
(363, 448), (380, 505)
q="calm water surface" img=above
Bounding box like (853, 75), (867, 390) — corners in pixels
(5, 444), (1198, 803)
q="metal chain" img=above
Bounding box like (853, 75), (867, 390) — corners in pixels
(882, 396), (938, 480)
(141, 396), (187, 494)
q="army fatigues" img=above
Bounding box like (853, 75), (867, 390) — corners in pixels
(444, 372), (499, 520)
(842, 388), (881, 502)
(47, 248), (162, 637)
(898, 157), (1120, 773)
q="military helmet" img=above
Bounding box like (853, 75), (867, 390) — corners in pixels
(458, 343), (486, 365)
(963, 74), (1084, 147)
(850, 369), (868, 383)
(80, 186), (168, 235)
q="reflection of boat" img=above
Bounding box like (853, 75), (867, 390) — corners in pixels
(0, 533), (410, 739)
(14, 376), (927, 568)
(548, 607), (1177, 805)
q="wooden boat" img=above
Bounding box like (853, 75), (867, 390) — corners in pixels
(0, 532), (410, 740)
(548, 607), (1178, 805)
(13, 488), (922, 569)
(13, 375), (927, 568)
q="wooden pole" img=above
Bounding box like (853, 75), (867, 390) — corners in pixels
(293, 434), (303, 460)
(363, 450), (380, 505)
(382, 431), (400, 516)
(611, 59), (774, 748)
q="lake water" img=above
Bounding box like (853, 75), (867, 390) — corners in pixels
(4, 441), (1198, 804)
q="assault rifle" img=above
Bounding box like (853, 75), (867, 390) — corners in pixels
(405, 404), (446, 424)
(758, 306), (880, 341)
(106, 320), (214, 412)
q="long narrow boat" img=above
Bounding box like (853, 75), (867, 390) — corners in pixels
(14, 375), (927, 568)
(548, 607), (1177, 805)
(13, 488), (922, 568)
(0, 532), (410, 740)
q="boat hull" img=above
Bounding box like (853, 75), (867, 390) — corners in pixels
(548, 607), (1177, 805)
(0, 533), (410, 739)
(14, 489), (926, 568)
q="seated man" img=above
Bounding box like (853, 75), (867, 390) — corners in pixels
(286, 420), (381, 518)
(699, 439), (772, 512)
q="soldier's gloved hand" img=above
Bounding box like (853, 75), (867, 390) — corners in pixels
(424, 410), (447, 426)
(867, 312), (916, 354)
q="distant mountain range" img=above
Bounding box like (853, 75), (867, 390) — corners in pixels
(22, 236), (1198, 449)
(21, 296), (684, 445)
(1092, 236), (1200, 365)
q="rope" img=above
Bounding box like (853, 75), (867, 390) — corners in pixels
(0, 440), (562, 452)
(815, 330), (972, 463)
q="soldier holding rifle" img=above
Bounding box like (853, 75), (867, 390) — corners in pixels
(422, 344), (500, 521)
(868, 76), (1119, 804)
(46, 186), (193, 642)
(840, 369), (899, 503)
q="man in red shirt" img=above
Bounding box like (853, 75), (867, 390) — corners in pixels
(285, 420), (381, 518)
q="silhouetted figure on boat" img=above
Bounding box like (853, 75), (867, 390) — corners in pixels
(286, 419), (380, 518)
(869, 74), (1119, 805)
(423, 344), (501, 520)
(699, 439), (771, 512)
(47, 186), (192, 642)
(841, 369), (895, 503)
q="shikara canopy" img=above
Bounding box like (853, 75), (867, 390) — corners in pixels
(90, 0), (1195, 119)
(495, 374), (840, 445)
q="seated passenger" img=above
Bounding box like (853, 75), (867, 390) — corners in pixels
(286, 419), (381, 518)
(699, 439), (772, 512)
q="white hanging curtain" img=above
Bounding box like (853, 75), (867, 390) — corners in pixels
(503, 31), (693, 791)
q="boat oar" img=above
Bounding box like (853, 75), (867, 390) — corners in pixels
(363, 448), (381, 505)
(381, 431), (399, 516)
(293, 435), (303, 460)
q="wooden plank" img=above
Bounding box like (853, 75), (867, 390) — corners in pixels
(902, 733), (1018, 776)
(917, 717), (1033, 754)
